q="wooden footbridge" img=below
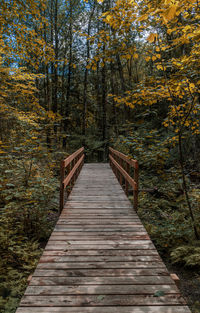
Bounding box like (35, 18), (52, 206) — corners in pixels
(16, 147), (191, 313)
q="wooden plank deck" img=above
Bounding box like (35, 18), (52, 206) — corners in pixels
(16, 163), (191, 313)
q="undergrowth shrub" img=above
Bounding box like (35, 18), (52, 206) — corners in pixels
(112, 124), (200, 268)
(0, 153), (59, 313)
(171, 245), (200, 267)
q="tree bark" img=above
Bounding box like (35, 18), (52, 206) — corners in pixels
(63, 0), (73, 148)
(178, 132), (199, 240)
(110, 61), (118, 135)
(52, 0), (58, 116)
(82, 2), (95, 143)
(101, 2), (108, 161)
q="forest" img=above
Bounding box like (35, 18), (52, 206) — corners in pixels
(0, 0), (200, 312)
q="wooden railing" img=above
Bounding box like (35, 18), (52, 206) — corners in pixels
(59, 147), (84, 213)
(109, 147), (139, 211)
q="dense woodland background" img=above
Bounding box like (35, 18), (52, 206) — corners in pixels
(0, 0), (200, 312)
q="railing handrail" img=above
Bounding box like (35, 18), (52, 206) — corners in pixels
(109, 155), (137, 189)
(109, 147), (139, 211)
(109, 147), (138, 169)
(63, 147), (84, 167)
(59, 147), (84, 213)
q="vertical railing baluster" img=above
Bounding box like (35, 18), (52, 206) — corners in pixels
(59, 160), (65, 214)
(133, 161), (139, 211)
(119, 158), (123, 186)
(125, 163), (130, 196)
(67, 162), (71, 197)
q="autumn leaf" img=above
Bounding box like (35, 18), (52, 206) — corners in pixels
(147, 33), (157, 43)
(164, 5), (177, 22)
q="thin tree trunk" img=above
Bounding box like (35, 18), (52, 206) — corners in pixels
(110, 61), (117, 135)
(82, 2), (95, 143)
(50, 0), (54, 109)
(116, 53), (125, 93)
(95, 5), (102, 161)
(63, 0), (73, 148)
(52, 0), (58, 116)
(101, 2), (108, 161)
(178, 132), (199, 240)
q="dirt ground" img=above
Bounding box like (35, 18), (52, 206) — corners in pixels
(166, 261), (200, 313)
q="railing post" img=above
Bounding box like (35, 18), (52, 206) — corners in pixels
(125, 163), (130, 196)
(82, 150), (85, 170)
(133, 161), (139, 211)
(119, 158), (123, 186)
(116, 155), (120, 182)
(71, 158), (75, 185)
(59, 160), (65, 214)
(67, 163), (71, 196)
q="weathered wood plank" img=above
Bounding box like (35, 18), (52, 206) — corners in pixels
(62, 212), (133, 216)
(20, 294), (186, 306)
(45, 244), (155, 250)
(70, 192), (126, 196)
(37, 261), (166, 269)
(42, 249), (159, 256)
(68, 196), (128, 201)
(58, 217), (140, 220)
(51, 230), (147, 235)
(29, 276), (174, 286)
(64, 203), (132, 208)
(47, 240), (151, 246)
(25, 284), (179, 295)
(50, 231), (147, 235)
(61, 210), (132, 214)
(57, 218), (141, 226)
(50, 229), (145, 233)
(58, 216), (139, 219)
(16, 306), (192, 313)
(60, 215), (137, 219)
(39, 255), (161, 263)
(53, 228), (146, 232)
(49, 235), (150, 240)
(54, 225), (145, 229)
(33, 268), (170, 277)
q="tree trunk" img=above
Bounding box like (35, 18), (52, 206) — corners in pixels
(178, 132), (199, 240)
(110, 61), (118, 135)
(101, 2), (108, 161)
(52, 0), (58, 116)
(63, 0), (73, 148)
(82, 2), (95, 144)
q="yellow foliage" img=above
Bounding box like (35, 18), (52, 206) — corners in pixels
(164, 5), (177, 22)
(157, 65), (163, 70)
(88, 0), (200, 138)
(147, 33), (157, 43)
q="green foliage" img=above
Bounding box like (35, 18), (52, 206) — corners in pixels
(0, 145), (59, 312)
(112, 123), (200, 266)
(171, 245), (200, 267)
(0, 241), (41, 313)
